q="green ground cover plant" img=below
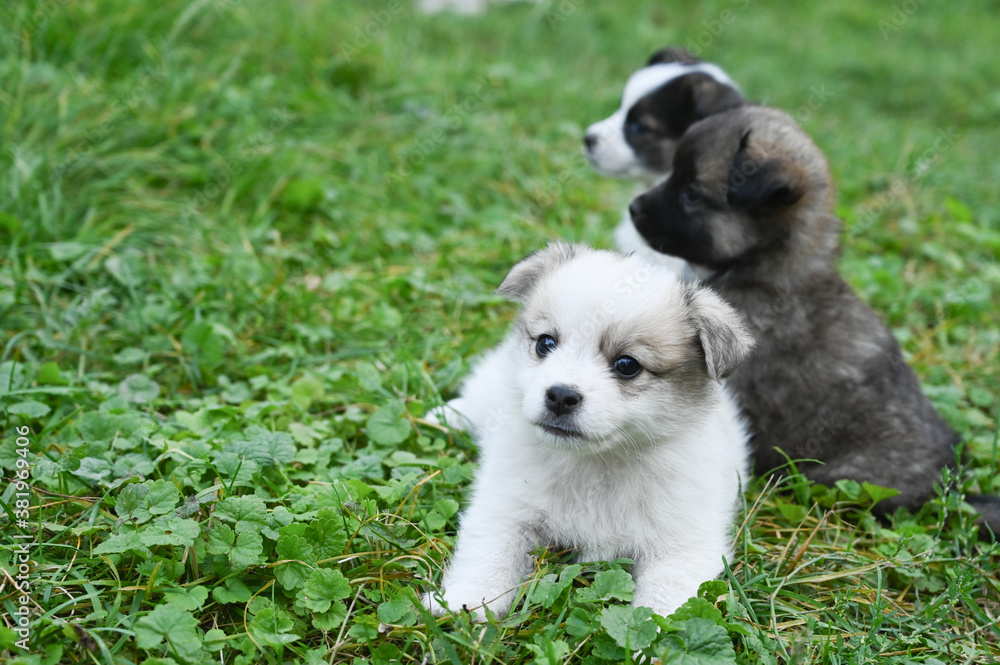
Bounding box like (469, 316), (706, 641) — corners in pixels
(1, 0), (998, 663)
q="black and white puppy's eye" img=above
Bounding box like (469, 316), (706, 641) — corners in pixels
(680, 186), (702, 207)
(625, 120), (649, 138)
(535, 334), (558, 357)
(613, 355), (642, 378)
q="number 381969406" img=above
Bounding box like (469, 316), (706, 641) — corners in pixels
(13, 425), (31, 518)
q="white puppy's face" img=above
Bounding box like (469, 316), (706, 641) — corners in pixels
(497, 244), (753, 454)
(584, 62), (742, 183)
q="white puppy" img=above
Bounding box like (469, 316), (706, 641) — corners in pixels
(425, 243), (753, 618)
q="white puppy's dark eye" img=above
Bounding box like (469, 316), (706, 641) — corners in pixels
(536, 334), (557, 357)
(625, 121), (649, 137)
(681, 186), (702, 207)
(613, 356), (642, 378)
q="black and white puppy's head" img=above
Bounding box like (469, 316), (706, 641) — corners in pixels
(628, 105), (836, 275)
(584, 47), (745, 184)
(495, 242), (753, 453)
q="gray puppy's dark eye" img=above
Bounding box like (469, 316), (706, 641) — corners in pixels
(613, 356), (642, 378)
(681, 186), (702, 206)
(536, 334), (557, 357)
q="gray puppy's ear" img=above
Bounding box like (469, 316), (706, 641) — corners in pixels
(683, 285), (755, 380)
(726, 130), (807, 211)
(496, 242), (586, 303)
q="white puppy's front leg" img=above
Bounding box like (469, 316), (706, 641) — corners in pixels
(630, 553), (724, 617)
(425, 511), (537, 621)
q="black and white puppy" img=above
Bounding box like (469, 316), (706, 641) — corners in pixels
(629, 105), (1000, 534)
(425, 243), (753, 618)
(584, 48), (745, 275)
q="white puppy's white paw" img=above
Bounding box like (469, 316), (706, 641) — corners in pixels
(421, 591), (448, 616)
(421, 590), (489, 622)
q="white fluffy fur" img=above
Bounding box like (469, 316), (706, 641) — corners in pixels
(425, 245), (751, 619)
(584, 61), (738, 281)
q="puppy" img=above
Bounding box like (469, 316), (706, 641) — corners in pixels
(629, 106), (1000, 532)
(425, 243), (754, 618)
(584, 48), (745, 275)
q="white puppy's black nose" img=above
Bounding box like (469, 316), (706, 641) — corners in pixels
(545, 385), (582, 416)
(583, 133), (598, 152)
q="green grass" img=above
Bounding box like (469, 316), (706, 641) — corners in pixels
(1, 0), (998, 663)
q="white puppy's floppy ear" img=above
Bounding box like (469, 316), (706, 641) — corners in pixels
(496, 242), (586, 302)
(683, 285), (755, 380)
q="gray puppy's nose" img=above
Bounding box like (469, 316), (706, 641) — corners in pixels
(628, 195), (646, 221)
(583, 133), (598, 152)
(545, 385), (582, 416)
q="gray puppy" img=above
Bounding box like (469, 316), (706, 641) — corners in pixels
(628, 105), (999, 532)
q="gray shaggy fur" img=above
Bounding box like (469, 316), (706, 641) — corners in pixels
(630, 106), (996, 535)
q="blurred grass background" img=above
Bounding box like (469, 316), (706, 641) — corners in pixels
(1, 0), (998, 662)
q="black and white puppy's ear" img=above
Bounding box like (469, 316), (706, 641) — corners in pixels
(647, 46), (701, 66)
(686, 74), (744, 122)
(496, 242), (585, 303)
(727, 130), (807, 211)
(649, 74), (744, 137)
(684, 285), (755, 380)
